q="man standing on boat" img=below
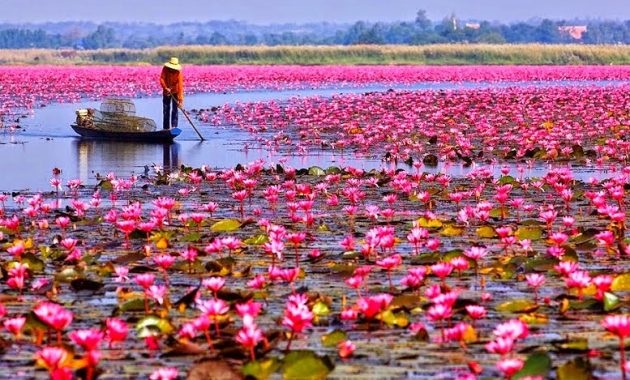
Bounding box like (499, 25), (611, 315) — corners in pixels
(160, 57), (184, 130)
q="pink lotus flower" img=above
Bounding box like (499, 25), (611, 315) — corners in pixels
(135, 273), (156, 289)
(602, 314), (630, 379)
(105, 318), (128, 347)
(496, 357), (524, 379)
(3, 316), (26, 339)
(35, 346), (69, 371)
(34, 302), (73, 341)
(493, 319), (529, 341)
(486, 337), (515, 355)
(338, 340), (356, 358)
(150, 367), (179, 380)
(69, 328), (103, 351)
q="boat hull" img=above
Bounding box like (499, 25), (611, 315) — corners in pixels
(71, 125), (181, 142)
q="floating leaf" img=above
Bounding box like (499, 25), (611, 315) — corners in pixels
(611, 273), (630, 292)
(514, 352), (551, 380)
(135, 315), (174, 336)
(476, 226), (497, 238)
(312, 301), (330, 317)
(417, 218), (442, 229)
(210, 219), (242, 232)
(603, 292), (621, 312)
(378, 309), (409, 328)
(321, 330), (347, 347)
(524, 256), (559, 272)
(556, 358), (592, 380)
(181, 232), (201, 242)
(568, 299), (599, 311)
(489, 208), (509, 218)
(440, 224), (465, 237)
(282, 350), (334, 380)
(308, 166), (326, 176)
(21, 253), (45, 273)
(119, 298), (146, 312)
(515, 226), (543, 241)
(96, 180), (113, 191)
(552, 338), (589, 353)
(519, 313), (548, 325)
(496, 299), (539, 313)
(244, 234), (269, 246)
(498, 175), (516, 185)
(242, 358), (282, 380)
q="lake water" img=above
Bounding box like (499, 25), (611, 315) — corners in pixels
(0, 80), (624, 191)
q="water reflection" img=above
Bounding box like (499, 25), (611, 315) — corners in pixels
(74, 139), (180, 183)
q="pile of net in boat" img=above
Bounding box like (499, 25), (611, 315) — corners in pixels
(76, 98), (156, 132)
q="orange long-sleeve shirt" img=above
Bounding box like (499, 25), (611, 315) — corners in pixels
(160, 67), (184, 103)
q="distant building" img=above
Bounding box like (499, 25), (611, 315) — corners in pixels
(558, 25), (588, 40)
(465, 23), (481, 30)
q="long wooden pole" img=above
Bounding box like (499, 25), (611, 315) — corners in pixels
(171, 94), (205, 141)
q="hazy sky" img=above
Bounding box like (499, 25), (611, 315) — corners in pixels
(3, 0), (629, 24)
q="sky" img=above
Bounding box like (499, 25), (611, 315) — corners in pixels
(2, 0), (629, 24)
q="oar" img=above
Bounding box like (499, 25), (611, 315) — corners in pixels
(170, 94), (205, 141)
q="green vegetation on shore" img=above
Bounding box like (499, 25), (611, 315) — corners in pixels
(1, 44), (629, 65)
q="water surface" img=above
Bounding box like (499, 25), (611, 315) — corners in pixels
(0, 80), (623, 191)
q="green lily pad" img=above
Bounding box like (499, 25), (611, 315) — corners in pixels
(524, 256), (559, 272)
(308, 166), (326, 176)
(244, 234), (269, 246)
(325, 166), (342, 175)
(136, 315), (174, 336)
(282, 350), (334, 380)
(476, 225), (497, 238)
(321, 330), (347, 347)
(242, 358), (282, 380)
(119, 298), (146, 312)
(379, 309), (409, 328)
(552, 338), (589, 353)
(181, 232), (202, 242)
(417, 218), (443, 229)
(603, 292), (621, 312)
(210, 219), (242, 232)
(514, 351), (551, 380)
(439, 224), (465, 237)
(496, 299), (539, 313)
(20, 253), (45, 273)
(557, 358), (592, 380)
(515, 226), (543, 241)
(312, 301), (330, 317)
(498, 175), (516, 185)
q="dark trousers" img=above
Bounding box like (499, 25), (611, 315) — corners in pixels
(162, 95), (179, 130)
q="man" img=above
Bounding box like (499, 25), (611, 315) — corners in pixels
(159, 57), (184, 130)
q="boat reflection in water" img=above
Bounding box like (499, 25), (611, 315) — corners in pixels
(74, 139), (180, 183)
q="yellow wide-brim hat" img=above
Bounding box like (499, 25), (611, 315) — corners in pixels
(164, 57), (182, 71)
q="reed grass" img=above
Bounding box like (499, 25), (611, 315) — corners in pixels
(0, 44), (628, 65)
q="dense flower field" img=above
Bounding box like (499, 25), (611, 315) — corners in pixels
(1, 65), (630, 124)
(209, 84), (630, 164)
(0, 159), (628, 379)
(0, 65), (628, 379)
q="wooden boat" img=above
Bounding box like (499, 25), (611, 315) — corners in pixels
(71, 124), (182, 142)
(72, 99), (184, 142)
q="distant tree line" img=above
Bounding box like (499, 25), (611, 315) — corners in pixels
(0, 11), (628, 49)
